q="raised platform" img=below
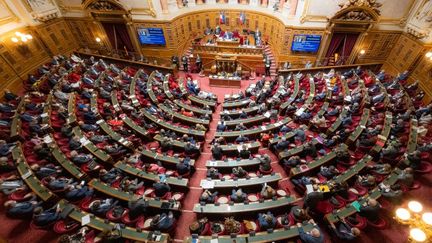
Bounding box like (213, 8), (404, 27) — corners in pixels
(209, 76), (242, 88)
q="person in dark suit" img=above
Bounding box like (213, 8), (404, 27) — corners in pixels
(274, 137), (289, 151)
(239, 145), (251, 159)
(176, 158), (191, 176)
(211, 144), (223, 160)
(4, 199), (40, 218)
(128, 197), (148, 220)
(184, 142), (200, 156)
(151, 211), (175, 231)
(200, 190), (218, 204)
(359, 198), (381, 222)
(258, 211), (276, 230)
(89, 199), (118, 215)
(64, 185), (94, 202)
(207, 167), (221, 179)
(397, 167), (414, 187)
(303, 188), (324, 213)
(33, 206), (61, 226)
(153, 180), (171, 197)
(297, 219), (324, 243)
(330, 219), (361, 241)
(230, 188), (247, 203)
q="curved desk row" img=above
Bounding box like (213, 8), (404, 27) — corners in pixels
(200, 173), (282, 190)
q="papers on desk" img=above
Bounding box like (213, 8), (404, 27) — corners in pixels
(377, 134), (387, 141)
(210, 239), (218, 243)
(80, 137), (90, 146)
(295, 108), (305, 117)
(43, 135), (53, 144)
(22, 170), (32, 180)
(306, 184), (314, 194)
(96, 119), (104, 124)
(200, 180), (215, 189)
(344, 96), (352, 102)
(274, 121), (283, 127)
(40, 113), (48, 118)
(264, 112), (271, 118)
(261, 125), (267, 131)
(81, 214), (91, 226)
(351, 201), (362, 212)
(209, 161), (218, 167)
(319, 185), (330, 192)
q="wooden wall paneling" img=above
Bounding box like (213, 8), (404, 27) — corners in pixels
(355, 31), (401, 64)
(66, 18), (103, 50)
(34, 19), (80, 55)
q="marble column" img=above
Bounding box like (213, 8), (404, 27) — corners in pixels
(160, 0), (169, 13)
(290, 0), (298, 16)
(250, 0), (259, 6)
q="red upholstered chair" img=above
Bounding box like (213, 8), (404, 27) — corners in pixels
(200, 222), (212, 236)
(53, 220), (80, 234)
(352, 185), (368, 196)
(346, 215), (368, 230)
(106, 207), (123, 222)
(367, 217), (387, 230)
(8, 190), (30, 201)
(121, 209), (143, 226)
(339, 191), (358, 203)
(30, 219), (55, 230)
(415, 162), (432, 174)
(84, 230), (96, 243)
(315, 200), (334, 214)
(331, 196), (347, 209)
(79, 197), (94, 211)
(276, 214), (294, 228)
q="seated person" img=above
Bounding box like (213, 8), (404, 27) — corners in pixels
(89, 198), (117, 215)
(291, 205), (310, 222)
(303, 187), (324, 212)
(32, 205), (61, 227)
(30, 164), (62, 179)
(235, 135), (249, 144)
(64, 185), (94, 202)
(260, 185), (276, 199)
(184, 142), (200, 156)
(330, 218), (361, 241)
(128, 197), (149, 220)
(258, 211), (276, 230)
(234, 123), (247, 131)
(216, 121), (227, 132)
(211, 144), (223, 160)
(358, 175), (376, 188)
(200, 190), (218, 204)
(283, 155), (301, 168)
(359, 198), (381, 222)
(176, 158), (191, 176)
(397, 167), (414, 188)
(189, 217), (209, 235)
(302, 142), (318, 158)
(151, 211), (175, 231)
(297, 219), (324, 243)
(259, 154), (272, 171)
(274, 137), (289, 151)
(153, 180), (171, 197)
(239, 145), (251, 159)
(379, 183), (403, 204)
(47, 177), (73, 191)
(319, 165), (339, 179)
(4, 198), (39, 218)
(371, 163), (392, 175)
(232, 167), (247, 178)
(230, 188), (247, 203)
(405, 151), (422, 170)
(207, 167), (221, 179)
(99, 168), (121, 184)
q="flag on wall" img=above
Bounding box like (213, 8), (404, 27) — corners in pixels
(239, 12), (246, 25)
(219, 11), (226, 24)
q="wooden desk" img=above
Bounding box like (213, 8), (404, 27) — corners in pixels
(142, 110), (205, 139)
(57, 199), (170, 242)
(12, 145), (55, 202)
(371, 112), (393, 153)
(326, 169), (400, 224)
(188, 95), (217, 110)
(141, 149), (195, 167)
(89, 179), (181, 210)
(193, 196), (297, 214)
(185, 224), (314, 243)
(290, 144), (348, 177)
(205, 157), (261, 172)
(280, 76), (300, 112)
(222, 98), (251, 109)
(153, 134), (201, 153)
(215, 117), (291, 141)
(224, 115), (269, 128)
(200, 173), (281, 190)
(220, 142), (260, 156)
(173, 100), (212, 116)
(347, 109), (370, 144)
(277, 139), (319, 160)
(220, 105), (259, 118)
(209, 77), (241, 88)
(10, 99), (24, 140)
(72, 127), (112, 163)
(114, 162), (189, 188)
(332, 155), (372, 184)
(159, 104), (210, 128)
(216, 38), (240, 47)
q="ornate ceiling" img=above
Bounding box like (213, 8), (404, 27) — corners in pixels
(0, 0), (431, 43)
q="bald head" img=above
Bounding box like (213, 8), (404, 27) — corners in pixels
(311, 228), (321, 238)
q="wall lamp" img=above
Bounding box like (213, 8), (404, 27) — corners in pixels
(395, 200), (432, 242)
(426, 51), (432, 61)
(359, 49), (366, 55)
(11, 32), (33, 44)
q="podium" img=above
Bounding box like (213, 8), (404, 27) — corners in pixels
(216, 38), (240, 47)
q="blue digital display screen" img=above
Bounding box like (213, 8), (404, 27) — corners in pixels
(137, 28), (166, 45)
(291, 35), (322, 53)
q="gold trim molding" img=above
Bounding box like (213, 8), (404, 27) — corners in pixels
(0, 0), (20, 25)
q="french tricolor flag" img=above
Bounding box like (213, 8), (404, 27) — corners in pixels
(239, 12), (246, 25)
(219, 11), (226, 24)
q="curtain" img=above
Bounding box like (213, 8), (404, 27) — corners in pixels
(325, 33), (345, 60)
(102, 23), (135, 52)
(342, 33), (359, 59)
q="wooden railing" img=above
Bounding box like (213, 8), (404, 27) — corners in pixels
(278, 62), (383, 75)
